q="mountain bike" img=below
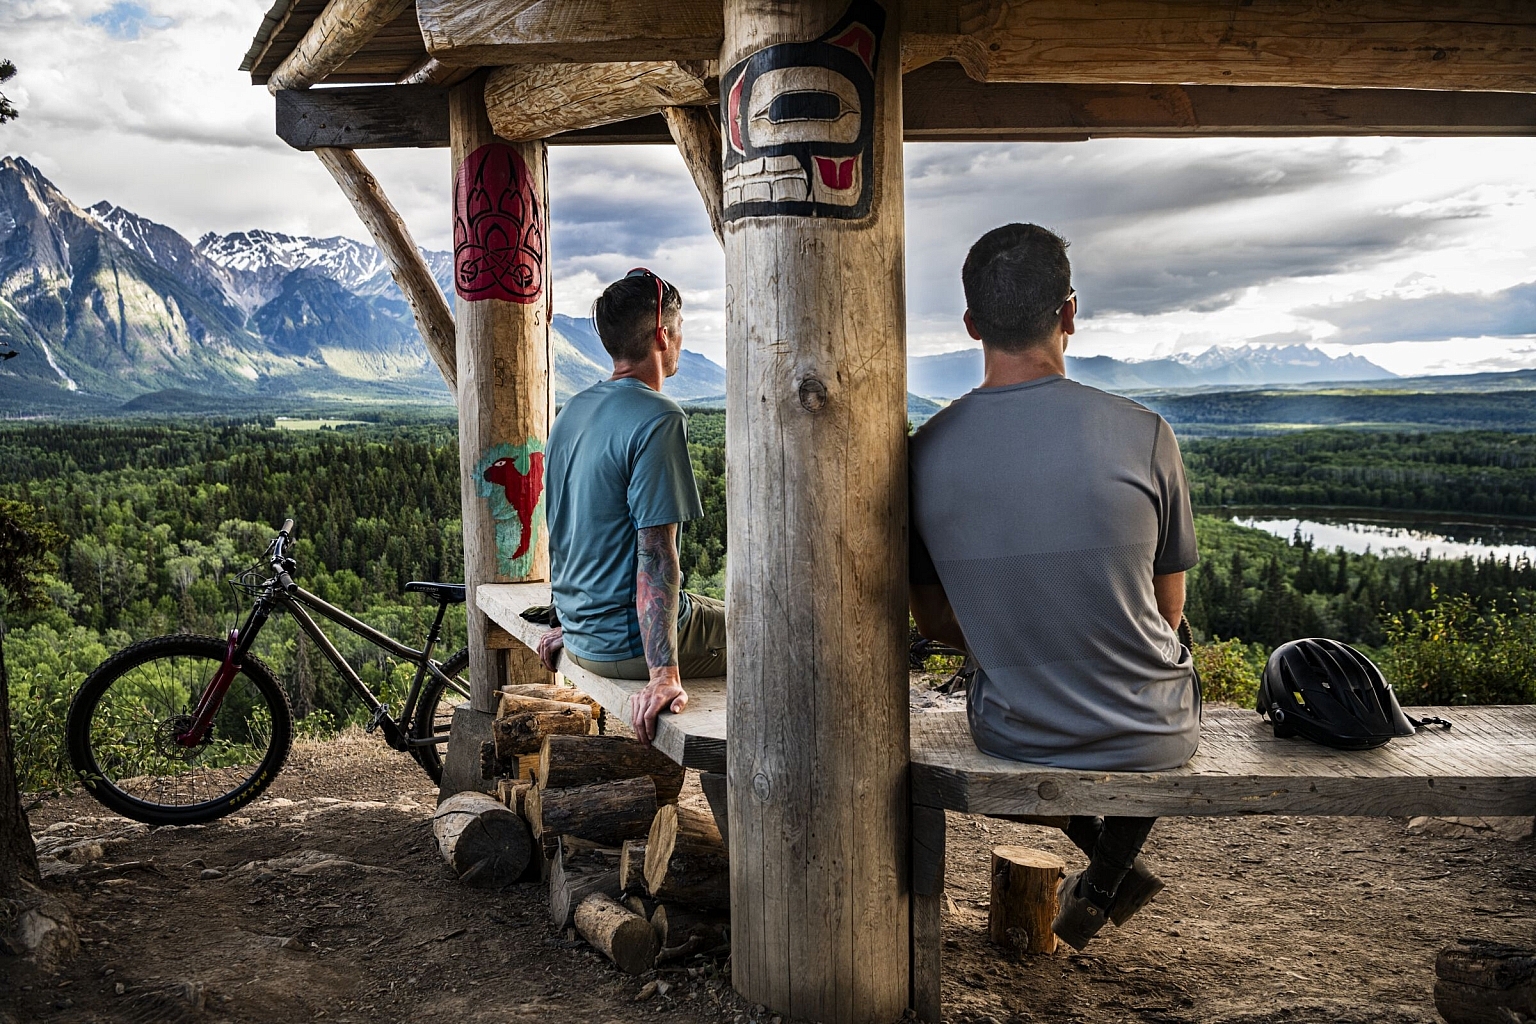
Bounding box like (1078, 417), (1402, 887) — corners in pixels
(66, 519), (471, 826)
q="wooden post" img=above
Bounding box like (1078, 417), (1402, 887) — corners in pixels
(450, 73), (555, 715)
(722, 2), (909, 1019)
(988, 846), (1065, 955)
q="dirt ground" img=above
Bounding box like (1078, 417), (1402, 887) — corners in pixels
(5, 715), (1534, 1024)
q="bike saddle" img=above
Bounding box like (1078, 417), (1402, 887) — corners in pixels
(405, 581), (467, 604)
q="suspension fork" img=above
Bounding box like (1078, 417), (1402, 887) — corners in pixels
(177, 599), (271, 747)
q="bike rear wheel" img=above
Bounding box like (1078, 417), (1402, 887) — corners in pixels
(409, 646), (470, 784)
(67, 635), (293, 826)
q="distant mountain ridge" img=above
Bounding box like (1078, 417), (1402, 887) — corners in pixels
(0, 156), (727, 409)
(908, 343), (1395, 399)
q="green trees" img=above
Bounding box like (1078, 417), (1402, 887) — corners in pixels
(1383, 589), (1536, 706)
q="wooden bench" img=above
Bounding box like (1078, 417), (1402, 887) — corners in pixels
(478, 581), (1536, 1021)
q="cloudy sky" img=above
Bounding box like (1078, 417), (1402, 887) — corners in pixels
(4, 0), (1536, 374)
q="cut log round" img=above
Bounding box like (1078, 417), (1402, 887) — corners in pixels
(538, 734), (686, 803)
(432, 792), (534, 886)
(528, 776), (658, 855)
(644, 804), (730, 910)
(502, 683), (602, 715)
(574, 893), (659, 976)
(619, 840), (647, 894)
(497, 779), (532, 817)
(651, 903), (727, 949)
(989, 846), (1065, 955)
(494, 707), (592, 758)
(1435, 940), (1535, 1024)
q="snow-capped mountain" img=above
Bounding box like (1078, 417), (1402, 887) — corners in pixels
(0, 156), (724, 411)
(908, 343), (1394, 399)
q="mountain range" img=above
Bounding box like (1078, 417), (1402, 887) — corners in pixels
(0, 156), (727, 413)
(908, 343), (1395, 400)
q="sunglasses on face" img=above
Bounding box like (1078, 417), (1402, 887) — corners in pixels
(627, 267), (671, 336)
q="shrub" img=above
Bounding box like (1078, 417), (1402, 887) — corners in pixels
(1192, 637), (1266, 707)
(1382, 588), (1536, 705)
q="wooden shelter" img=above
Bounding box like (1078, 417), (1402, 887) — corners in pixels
(242, 3), (1536, 1022)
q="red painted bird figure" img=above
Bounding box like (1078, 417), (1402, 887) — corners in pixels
(482, 451), (545, 561)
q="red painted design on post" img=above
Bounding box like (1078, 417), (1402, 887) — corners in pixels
(453, 143), (544, 303)
(815, 156), (856, 190)
(483, 451), (545, 561)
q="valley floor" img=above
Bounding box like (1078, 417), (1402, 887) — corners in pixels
(7, 724), (1534, 1024)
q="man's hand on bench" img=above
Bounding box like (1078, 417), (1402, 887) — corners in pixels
(537, 627), (564, 672)
(630, 666), (688, 747)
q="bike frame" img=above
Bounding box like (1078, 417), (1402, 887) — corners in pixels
(185, 572), (467, 753)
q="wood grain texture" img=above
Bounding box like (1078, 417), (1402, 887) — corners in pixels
(266, 0), (415, 93)
(528, 775), (658, 854)
(661, 106), (725, 247)
(486, 61), (716, 141)
(313, 147), (457, 396)
(575, 893), (660, 975)
(417, 0), (725, 65)
(913, 0), (1536, 92)
(911, 706), (1536, 817)
(644, 803), (731, 910)
(722, 2), (910, 1021)
(901, 62), (1536, 139)
(451, 78), (555, 714)
(476, 582), (727, 772)
(279, 86), (449, 150)
(910, 805), (946, 1023)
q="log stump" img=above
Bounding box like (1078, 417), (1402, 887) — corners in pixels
(432, 792), (534, 886)
(574, 893), (658, 975)
(1435, 939), (1535, 1024)
(538, 734), (686, 803)
(644, 804), (730, 910)
(989, 846), (1066, 955)
(527, 775), (657, 855)
(494, 705), (592, 758)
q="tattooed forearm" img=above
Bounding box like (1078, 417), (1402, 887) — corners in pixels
(636, 524), (681, 670)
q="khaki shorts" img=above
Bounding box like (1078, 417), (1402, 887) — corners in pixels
(567, 593), (726, 680)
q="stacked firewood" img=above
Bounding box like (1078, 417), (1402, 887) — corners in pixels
(441, 681), (730, 976)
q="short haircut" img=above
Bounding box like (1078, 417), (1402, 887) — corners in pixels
(593, 274), (682, 364)
(961, 224), (1072, 351)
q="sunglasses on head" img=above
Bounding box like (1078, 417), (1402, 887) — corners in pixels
(626, 267), (670, 337)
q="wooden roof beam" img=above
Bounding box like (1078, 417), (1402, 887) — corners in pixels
(483, 61), (716, 141)
(274, 71), (1536, 152)
(267, 0), (415, 94)
(415, 0), (1536, 93)
(416, 0), (723, 65)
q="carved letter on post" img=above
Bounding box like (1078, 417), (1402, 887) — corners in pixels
(476, 439), (546, 579)
(453, 143), (545, 303)
(720, 0), (884, 221)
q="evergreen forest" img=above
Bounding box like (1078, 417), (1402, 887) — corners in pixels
(4, 414), (1535, 791)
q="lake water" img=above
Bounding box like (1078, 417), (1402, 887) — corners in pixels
(1233, 512), (1536, 563)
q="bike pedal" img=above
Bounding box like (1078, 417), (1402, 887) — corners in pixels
(365, 707), (393, 734)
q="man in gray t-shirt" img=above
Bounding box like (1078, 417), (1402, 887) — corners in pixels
(909, 223), (1199, 951)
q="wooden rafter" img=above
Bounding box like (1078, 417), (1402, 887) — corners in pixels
(483, 61), (716, 141)
(313, 147), (457, 396)
(267, 0), (415, 93)
(408, 0), (1536, 94)
(272, 71), (1536, 153)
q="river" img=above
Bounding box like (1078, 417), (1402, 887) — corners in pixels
(1228, 510), (1536, 562)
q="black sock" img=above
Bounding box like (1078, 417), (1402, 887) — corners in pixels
(1079, 876), (1115, 911)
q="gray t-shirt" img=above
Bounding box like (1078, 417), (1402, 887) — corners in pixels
(910, 374), (1200, 771)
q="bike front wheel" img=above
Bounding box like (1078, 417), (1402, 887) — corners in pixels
(67, 635), (293, 826)
(409, 646), (470, 784)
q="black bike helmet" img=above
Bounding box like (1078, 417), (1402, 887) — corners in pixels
(1258, 638), (1419, 750)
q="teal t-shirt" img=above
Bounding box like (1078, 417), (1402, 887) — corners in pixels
(546, 378), (703, 662)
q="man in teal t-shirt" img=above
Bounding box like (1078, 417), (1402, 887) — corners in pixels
(537, 269), (725, 746)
